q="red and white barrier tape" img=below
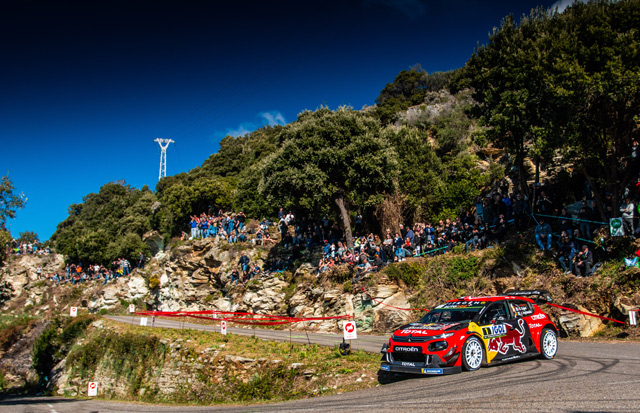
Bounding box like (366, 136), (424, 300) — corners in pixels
(361, 288), (429, 312)
(546, 303), (629, 325)
(135, 309), (352, 326)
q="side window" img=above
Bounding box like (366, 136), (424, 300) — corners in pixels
(480, 303), (509, 325)
(509, 300), (534, 318)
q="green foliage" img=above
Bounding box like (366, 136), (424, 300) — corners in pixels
(16, 231), (38, 244)
(384, 262), (422, 286)
(342, 280), (352, 293)
(455, 0), (640, 203)
(52, 182), (154, 264)
(258, 107), (398, 246)
(445, 256), (481, 283)
(0, 314), (34, 352)
(32, 315), (95, 385)
(0, 175), (27, 231)
(374, 66), (452, 124)
(66, 330), (166, 395)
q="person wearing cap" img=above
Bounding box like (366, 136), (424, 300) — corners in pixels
(575, 244), (593, 277)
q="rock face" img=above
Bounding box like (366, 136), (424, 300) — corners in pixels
(557, 306), (604, 337)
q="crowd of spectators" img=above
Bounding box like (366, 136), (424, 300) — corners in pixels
(40, 257), (136, 285)
(183, 178), (640, 283)
(8, 239), (51, 256)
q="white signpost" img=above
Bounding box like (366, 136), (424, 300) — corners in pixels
(343, 320), (357, 340)
(128, 304), (135, 313)
(140, 317), (148, 326)
(88, 382), (98, 397)
(630, 310), (638, 326)
(70, 307), (78, 317)
(221, 320), (227, 335)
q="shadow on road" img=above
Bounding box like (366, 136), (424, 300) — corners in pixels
(377, 370), (428, 385)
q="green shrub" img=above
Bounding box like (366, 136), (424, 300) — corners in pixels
(384, 262), (422, 286)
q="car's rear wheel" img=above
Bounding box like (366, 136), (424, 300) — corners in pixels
(462, 336), (484, 371)
(540, 328), (558, 359)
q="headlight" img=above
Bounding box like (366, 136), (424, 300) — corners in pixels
(431, 332), (455, 340)
(428, 341), (448, 352)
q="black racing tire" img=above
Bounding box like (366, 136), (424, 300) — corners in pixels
(461, 336), (484, 371)
(539, 327), (558, 359)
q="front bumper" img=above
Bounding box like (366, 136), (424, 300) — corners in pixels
(379, 361), (461, 375)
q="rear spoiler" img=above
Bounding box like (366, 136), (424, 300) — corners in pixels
(504, 289), (553, 304)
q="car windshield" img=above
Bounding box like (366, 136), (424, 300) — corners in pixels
(418, 307), (482, 324)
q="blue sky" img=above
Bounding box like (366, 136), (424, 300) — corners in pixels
(1, 0), (560, 241)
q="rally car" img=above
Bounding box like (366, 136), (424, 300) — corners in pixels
(380, 290), (558, 375)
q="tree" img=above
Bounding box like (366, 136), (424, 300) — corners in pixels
(455, 0), (640, 219)
(17, 231), (38, 244)
(0, 175), (27, 230)
(375, 66), (452, 125)
(452, 9), (556, 195)
(258, 107), (398, 247)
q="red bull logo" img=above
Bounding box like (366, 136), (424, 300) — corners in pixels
(488, 319), (527, 354)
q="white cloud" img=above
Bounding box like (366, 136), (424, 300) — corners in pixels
(213, 110), (286, 140)
(259, 111), (286, 126)
(551, 0), (579, 12)
(226, 124), (253, 137)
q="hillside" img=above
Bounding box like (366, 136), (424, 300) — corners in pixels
(1, 228), (639, 395)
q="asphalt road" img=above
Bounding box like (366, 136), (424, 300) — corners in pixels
(1, 316), (639, 412)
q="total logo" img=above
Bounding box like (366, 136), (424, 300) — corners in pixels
(530, 313), (547, 320)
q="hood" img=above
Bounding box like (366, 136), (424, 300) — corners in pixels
(393, 322), (467, 337)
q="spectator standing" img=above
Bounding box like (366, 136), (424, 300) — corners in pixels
(620, 197), (635, 235)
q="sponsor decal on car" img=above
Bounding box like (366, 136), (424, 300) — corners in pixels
(399, 323), (458, 334)
(501, 355), (521, 361)
(401, 362), (416, 367)
(422, 368), (443, 374)
(530, 313), (547, 320)
(510, 303), (533, 317)
(487, 319), (527, 354)
(380, 364), (390, 371)
(394, 346), (421, 352)
(528, 323), (544, 329)
(437, 301), (486, 309)
(482, 323), (507, 338)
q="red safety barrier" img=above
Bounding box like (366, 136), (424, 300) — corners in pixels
(361, 288), (429, 312)
(546, 303), (628, 325)
(135, 309), (352, 326)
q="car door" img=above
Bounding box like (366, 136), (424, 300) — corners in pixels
(479, 301), (529, 361)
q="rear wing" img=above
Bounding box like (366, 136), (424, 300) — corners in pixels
(504, 289), (553, 304)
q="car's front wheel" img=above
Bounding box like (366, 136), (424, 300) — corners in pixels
(462, 336), (484, 371)
(540, 328), (558, 359)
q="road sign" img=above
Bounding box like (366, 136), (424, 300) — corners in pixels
(88, 382), (98, 397)
(610, 218), (624, 236)
(221, 320), (227, 335)
(70, 307), (77, 317)
(140, 317), (148, 326)
(128, 304), (135, 313)
(343, 320), (357, 340)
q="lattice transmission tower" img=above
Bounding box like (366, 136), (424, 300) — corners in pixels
(154, 138), (174, 181)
